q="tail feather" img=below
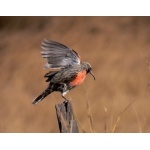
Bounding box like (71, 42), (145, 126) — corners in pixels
(32, 87), (53, 105)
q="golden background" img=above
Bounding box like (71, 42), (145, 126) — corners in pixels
(1, 17), (150, 132)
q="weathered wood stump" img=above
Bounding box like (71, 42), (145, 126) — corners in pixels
(55, 100), (79, 133)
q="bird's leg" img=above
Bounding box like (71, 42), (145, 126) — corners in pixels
(62, 95), (68, 103)
(61, 83), (69, 103)
(62, 90), (69, 103)
(62, 94), (69, 112)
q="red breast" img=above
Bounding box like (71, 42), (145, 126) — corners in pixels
(70, 70), (87, 87)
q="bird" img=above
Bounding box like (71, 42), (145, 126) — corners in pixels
(32, 39), (95, 105)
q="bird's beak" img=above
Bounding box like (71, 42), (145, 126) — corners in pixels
(89, 71), (96, 80)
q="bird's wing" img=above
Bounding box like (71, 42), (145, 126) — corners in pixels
(41, 39), (81, 69)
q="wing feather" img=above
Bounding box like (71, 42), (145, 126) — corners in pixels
(41, 39), (80, 69)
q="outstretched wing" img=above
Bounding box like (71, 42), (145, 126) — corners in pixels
(41, 39), (81, 69)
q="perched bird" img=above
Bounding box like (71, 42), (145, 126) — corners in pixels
(32, 39), (95, 105)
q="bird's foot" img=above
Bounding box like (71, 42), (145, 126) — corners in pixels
(62, 95), (69, 103)
(64, 99), (69, 104)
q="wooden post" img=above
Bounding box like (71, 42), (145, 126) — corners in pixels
(55, 100), (79, 133)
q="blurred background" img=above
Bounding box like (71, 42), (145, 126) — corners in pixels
(0, 16), (150, 133)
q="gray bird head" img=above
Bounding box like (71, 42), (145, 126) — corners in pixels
(83, 62), (95, 80)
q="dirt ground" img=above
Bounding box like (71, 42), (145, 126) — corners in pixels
(1, 16), (150, 133)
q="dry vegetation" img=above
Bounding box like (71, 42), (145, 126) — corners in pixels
(0, 17), (150, 132)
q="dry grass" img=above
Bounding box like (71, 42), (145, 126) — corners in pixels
(111, 100), (136, 133)
(81, 99), (141, 133)
(85, 97), (94, 132)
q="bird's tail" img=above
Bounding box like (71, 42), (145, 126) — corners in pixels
(32, 86), (53, 105)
